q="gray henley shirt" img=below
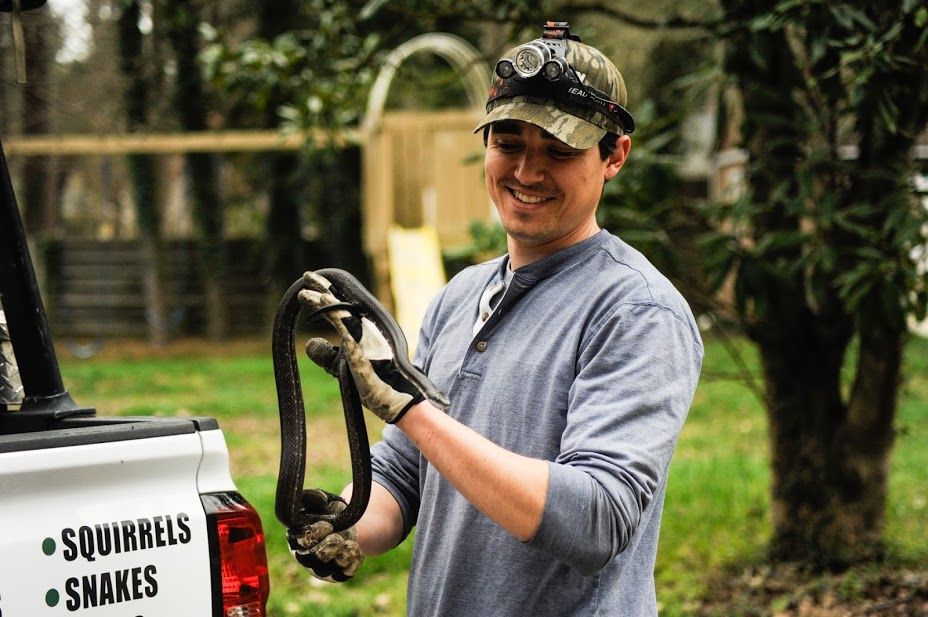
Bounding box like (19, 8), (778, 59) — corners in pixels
(371, 230), (704, 616)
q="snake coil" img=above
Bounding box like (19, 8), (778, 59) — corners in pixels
(272, 269), (371, 533)
(272, 268), (448, 533)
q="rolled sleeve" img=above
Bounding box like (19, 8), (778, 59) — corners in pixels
(371, 425), (421, 541)
(529, 302), (703, 573)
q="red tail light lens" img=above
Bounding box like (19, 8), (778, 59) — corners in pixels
(202, 492), (270, 617)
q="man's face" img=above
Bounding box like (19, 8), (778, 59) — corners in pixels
(484, 120), (629, 257)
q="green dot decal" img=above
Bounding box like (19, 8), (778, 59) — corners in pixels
(42, 537), (56, 556)
(45, 589), (59, 607)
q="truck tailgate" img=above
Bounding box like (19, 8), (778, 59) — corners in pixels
(0, 428), (213, 615)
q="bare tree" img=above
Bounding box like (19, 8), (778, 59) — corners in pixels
(117, 0), (170, 346)
(162, 0), (227, 340)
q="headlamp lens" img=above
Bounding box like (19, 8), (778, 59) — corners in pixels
(542, 59), (565, 81)
(513, 45), (546, 78)
(495, 59), (516, 79)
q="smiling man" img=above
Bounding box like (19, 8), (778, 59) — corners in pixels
(482, 118), (629, 267)
(292, 21), (704, 617)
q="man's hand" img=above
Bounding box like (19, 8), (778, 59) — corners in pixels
(299, 271), (438, 424)
(287, 489), (363, 583)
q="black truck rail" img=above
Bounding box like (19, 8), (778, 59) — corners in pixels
(0, 138), (93, 419)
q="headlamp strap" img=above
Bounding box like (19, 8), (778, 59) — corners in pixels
(487, 75), (626, 130)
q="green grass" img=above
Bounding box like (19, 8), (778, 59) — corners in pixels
(63, 353), (343, 418)
(58, 335), (928, 616)
(885, 336), (928, 562)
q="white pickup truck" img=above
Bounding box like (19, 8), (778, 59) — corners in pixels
(0, 132), (269, 614)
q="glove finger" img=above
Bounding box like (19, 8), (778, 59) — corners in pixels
(334, 541), (363, 576)
(305, 338), (341, 377)
(325, 498), (347, 516)
(312, 533), (362, 575)
(302, 271), (335, 294)
(298, 488), (331, 512)
(293, 520), (335, 550)
(298, 288), (340, 311)
(292, 547), (357, 582)
(312, 534), (346, 562)
(299, 289), (359, 340)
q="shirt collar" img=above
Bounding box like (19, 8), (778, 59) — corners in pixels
(510, 230), (608, 289)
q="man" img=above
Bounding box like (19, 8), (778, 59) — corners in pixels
(293, 22), (704, 616)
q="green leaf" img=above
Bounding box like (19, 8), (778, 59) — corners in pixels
(748, 13), (777, 32)
(880, 22), (904, 45)
(916, 6), (928, 28)
(754, 231), (806, 257)
(916, 22), (928, 51)
(843, 6), (877, 31)
(854, 246), (887, 261)
(820, 245), (837, 272)
(839, 270), (875, 311)
(810, 36), (828, 65)
(747, 35), (768, 70)
(876, 95), (900, 134)
(359, 0), (388, 21)
(829, 5), (856, 30)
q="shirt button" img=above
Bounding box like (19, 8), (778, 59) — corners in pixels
(475, 341), (488, 352)
(481, 311), (489, 321)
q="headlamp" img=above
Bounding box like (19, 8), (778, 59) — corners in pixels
(513, 42), (549, 78)
(542, 57), (567, 81)
(487, 21), (635, 135)
(495, 59), (516, 79)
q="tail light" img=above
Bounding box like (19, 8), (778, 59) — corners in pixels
(202, 492), (270, 617)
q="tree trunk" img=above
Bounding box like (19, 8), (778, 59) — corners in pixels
(264, 151), (305, 296)
(186, 152), (226, 340)
(163, 1), (227, 340)
(260, 0), (307, 301)
(118, 0), (169, 347)
(759, 322), (902, 567)
(315, 147), (367, 281)
(21, 16), (55, 234)
(720, 0), (907, 568)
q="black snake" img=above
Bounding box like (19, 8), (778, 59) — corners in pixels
(272, 268), (447, 532)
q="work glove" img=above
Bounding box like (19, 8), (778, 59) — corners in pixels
(287, 489), (363, 583)
(299, 271), (443, 424)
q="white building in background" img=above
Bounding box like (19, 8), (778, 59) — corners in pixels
(910, 173), (928, 338)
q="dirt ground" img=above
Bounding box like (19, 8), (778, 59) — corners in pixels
(699, 562), (928, 616)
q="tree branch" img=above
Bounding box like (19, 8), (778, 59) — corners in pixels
(708, 312), (767, 407)
(562, 1), (719, 31)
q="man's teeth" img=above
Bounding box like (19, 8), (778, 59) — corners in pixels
(513, 190), (545, 204)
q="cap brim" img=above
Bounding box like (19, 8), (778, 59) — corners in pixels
(473, 101), (607, 150)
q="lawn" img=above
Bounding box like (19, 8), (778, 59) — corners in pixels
(59, 334), (928, 616)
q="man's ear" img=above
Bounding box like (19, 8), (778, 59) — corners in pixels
(604, 135), (632, 182)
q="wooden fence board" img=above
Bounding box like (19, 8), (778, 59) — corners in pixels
(44, 238), (271, 338)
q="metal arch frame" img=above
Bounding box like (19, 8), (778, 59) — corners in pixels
(362, 33), (490, 133)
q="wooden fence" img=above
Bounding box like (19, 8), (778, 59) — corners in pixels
(363, 110), (492, 303)
(43, 238), (271, 338)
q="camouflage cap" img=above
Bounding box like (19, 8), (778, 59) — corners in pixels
(474, 38), (633, 150)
